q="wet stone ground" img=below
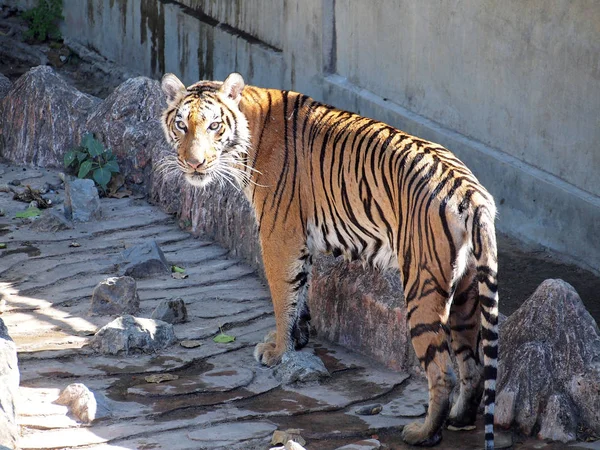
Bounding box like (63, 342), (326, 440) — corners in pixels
(0, 163), (598, 450)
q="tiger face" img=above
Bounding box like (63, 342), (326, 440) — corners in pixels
(160, 73), (251, 188)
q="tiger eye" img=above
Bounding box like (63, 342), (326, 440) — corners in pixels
(175, 120), (187, 132)
(208, 121), (221, 131)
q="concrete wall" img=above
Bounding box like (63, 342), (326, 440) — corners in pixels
(3, 0), (599, 272)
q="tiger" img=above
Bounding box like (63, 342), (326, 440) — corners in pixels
(159, 72), (499, 449)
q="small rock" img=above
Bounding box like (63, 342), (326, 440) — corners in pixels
(355, 404), (383, 416)
(119, 240), (170, 279)
(89, 315), (177, 355)
(30, 208), (73, 232)
(271, 429), (306, 446)
(64, 177), (101, 222)
(151, 298), (188, 324)
(334, 439), (381, 450)
(171, 272), (188, 279)
(69, 241), (81, 247)
(55, 383), (111, 423)
(144, 373), (179, 384)
(7, 179), (20, 186)
(90, 276), (140, 316)
(180, 340), (202, 348)
(273, 351), (330, 384)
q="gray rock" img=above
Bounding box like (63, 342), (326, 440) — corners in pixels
(90, 276), (140, 316)
(0, 66), (99, 169)
(30, 207), (73, 232)
(309, 256), (414, 372)
(119, 240), (169, 278)
(55, 383), (111, 423)
(273, 351), (330, 384)
(496, 279), (600, 441)
(0, 73), (11, 112)
(187, 421), (277, 443)
(151, 297), (188, 324)
(334, 439), (381, 450)
(0, 318), (19, 449)
(89, 315), (177, 355)
(64, 177), (101, 222)
(354, 403), (383, 416)
(86, 76), (168, 186)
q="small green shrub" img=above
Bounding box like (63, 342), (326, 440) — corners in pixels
(22, 0), (64, 42)
(64, 133), (120, 192)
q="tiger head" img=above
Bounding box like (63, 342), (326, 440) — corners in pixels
(159, 73), (251, 188)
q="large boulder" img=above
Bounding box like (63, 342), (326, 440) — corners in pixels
(0, 66), (99, 167)
(86, 76), (169, 187)
(0, 318), (19, 449)
(496, 279), (600, 441)
(309, 257), (414, 372)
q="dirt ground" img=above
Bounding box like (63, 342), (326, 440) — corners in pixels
(1, 5), (599, 325)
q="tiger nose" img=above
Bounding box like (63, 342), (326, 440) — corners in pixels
(188, 157), (206, 170)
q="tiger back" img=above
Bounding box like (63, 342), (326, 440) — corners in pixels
(160, 72), (499, 450)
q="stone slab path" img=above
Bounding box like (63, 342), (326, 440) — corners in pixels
(0, 163), (596, 450)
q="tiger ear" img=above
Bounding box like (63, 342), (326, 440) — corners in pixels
(220, 73), (245, 104)
(161, 73), (186, 104)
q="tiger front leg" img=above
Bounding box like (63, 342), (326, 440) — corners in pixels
(254, 241), (313, 367)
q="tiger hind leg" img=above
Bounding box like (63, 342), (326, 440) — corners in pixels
(402, 286), (456, 446)
(447, 269), (484, 430)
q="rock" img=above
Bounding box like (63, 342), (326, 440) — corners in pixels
(151, 297), (188, 324)
(90, 276), (140, 316)
(0, 74), (11, 117)
(30, 207), (73, 232)
(187, 421), (277, 443)
(64, 177), (101, 222)
(334, 439), (381, 450)
(309, 256), (414, 372)
(0, 318), (19, 449)
(89, 315), (177, 355)
(380, 382), (428, 418)
(355, 404), (383, 416)
(55, 383), (111, 423)
(119, 240), (170, 279)
(496, 279), (600, 441)
(273, 351), (330, 384)
(0, 66), (99, 169)
(86, 76), (169, 186)
(271, 429), (307, 446)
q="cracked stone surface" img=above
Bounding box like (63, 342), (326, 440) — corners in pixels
(0, 163), (586, 450)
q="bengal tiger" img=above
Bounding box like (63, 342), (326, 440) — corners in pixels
(159, 72), (498, 449)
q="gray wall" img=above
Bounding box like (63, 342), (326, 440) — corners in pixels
(4, 0), (599, 272)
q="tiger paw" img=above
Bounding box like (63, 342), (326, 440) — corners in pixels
(402, 421), (443, 447)
(253, 341), (283, 366)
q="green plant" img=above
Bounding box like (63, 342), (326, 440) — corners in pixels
(64, 133), (120, 192)
(22, 0), (63, 42)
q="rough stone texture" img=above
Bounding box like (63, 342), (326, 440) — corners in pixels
(55, 383), (111, 423)
(118, 240), (170, 279)
(90, 276), (140, 316)
(89, 315), (177, 355)
(0, 73), (11, 117)
(309, 256), (415, 372)
(496, 279), (600, 441)
(0, 66), (99, 168)
(334, 439), (381, 450)
(273, 351), (330, 384)
(0, 318), (18, 449)
(151, 297), (188, 324)
(30, 207), (73, 232)
(86, 77), (168, 186)
(187, 421), (277, 443)
(64, 177), (101, 222)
